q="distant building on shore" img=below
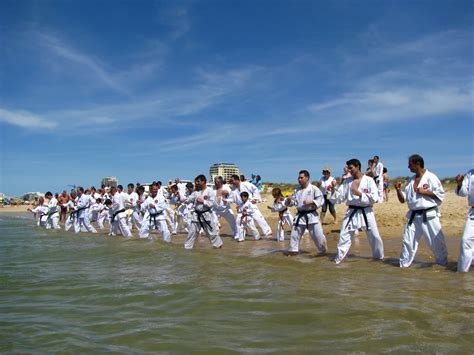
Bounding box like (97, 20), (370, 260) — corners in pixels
(101, 176), (118, 187)
(209, 163), (240, 183)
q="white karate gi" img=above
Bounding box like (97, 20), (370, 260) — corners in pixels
(111, 192), (132, 238)
(44, 197), (61, 230)
(270, 198), (294, 241)
(330, 175), (384, 263)
(456, 169), (474, 272)
(74, 194), (97, 233)
(399, 170), (448, 267)
(230, 181), (272, 237)
(373, 161), (384, 202)
(88, 202), (100, 222)
(236, 201), (261, 241)
(126, 191), (142, 230)
(97, 204), (108, 230)
(64, 200), (76, 231)
(213, 185), (238, 238)
(184, 188), (223, 249)
(31, 205), (49, 227)
(139, 194), (170, 242)
(169, 192), (187, 233)
(287, 184), (327, 253)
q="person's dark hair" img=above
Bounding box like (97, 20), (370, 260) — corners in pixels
(230, 174), (240, 181)
(150, 183), (159, 189)
(117, 185), (123, 191)
(215, 176), (225, 185)
(128, 183), (134, 189)
(186, 182), (194, 189)
(299, 170), (310, 178)
(409, 154), (424, 168)
(104, 199), (112, 206)
(383, 167), (387, 173)
(195, 174), (207, 183)
(157, 181), (162, 187)
(170, 184), (178, 191)
(45, 191), (53, 197)
(374, 155), (380, 160)
(240, 191), (249, 198)
(101, 184), (106, 189)
(91, 186), (96, 192)
(256, 175), (261, 181)
(77, 186), (84, 193)
(346, 159), (361, 170)
(96, 197), (102, 203)
(240, 175), (245, 181)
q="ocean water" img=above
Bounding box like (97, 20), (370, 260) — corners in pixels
(0, 215), (473, 353)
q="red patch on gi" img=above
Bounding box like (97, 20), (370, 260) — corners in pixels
(422, 184), (429, 190)
(204, 196), (208, 200)
(154, 200), (158, 203)
(363, 189), (368, 193)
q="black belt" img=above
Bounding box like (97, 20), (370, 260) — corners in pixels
(40, 207), (59, 221)
(69, 207), (87, 220)
(294, 208), (317, 227)
(345, 205), (370, 231)
(149, 210), (164, 229)
(408, 206), (437, 225)
(111, 209), (126, 222)
(374, 175), (380, 184)
(196, 208), (213, 231)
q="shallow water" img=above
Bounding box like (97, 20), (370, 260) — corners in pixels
(1, 215), (473, 353)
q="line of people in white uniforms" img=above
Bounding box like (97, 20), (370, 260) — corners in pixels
(28, 155), (473, 272)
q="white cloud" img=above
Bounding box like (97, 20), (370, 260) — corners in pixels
(0, 108), (57, 129)
(37, 32), (130, 96)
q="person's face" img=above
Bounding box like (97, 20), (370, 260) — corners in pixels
(272, 191), (278, 198)
(195, 179), (205, 190)
(408, 160), (419, 173)
(150, 186), (158, 197)
(348, 164), (359, 176)
(241, 195), (248, 203)
(230, 178), (239, 187)
(298, 173), (309, 187)
(322, 170), (330, 178)
(373, 157), (379, 164)
(215, 179), (222, 188)
(127, 186), (133, 194)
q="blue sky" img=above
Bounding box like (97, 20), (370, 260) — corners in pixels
(0, 0), (473, 196)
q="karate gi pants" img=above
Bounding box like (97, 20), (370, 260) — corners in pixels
(97, 212), (108, 230)
(127, 210), (142, 230)
(139, 219), (171, 242)
(74, 216), (97, 234)
(112, 216), (132, 238)
(215, 209), (238, 238)
(184, 219), (223, 249)
(288, 223), (327, 253)
(236, 215), (260, 241)
(335, 212), (384, 264)
(45, 214), (61, 230)
(457, 211), (474, 272)
(399, 214), (448, 268)
(276, 215), (293, 242)
(252, 209), (272, 236)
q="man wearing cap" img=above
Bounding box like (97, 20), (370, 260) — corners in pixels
(395, 154), (448, 268)
(319, 166), (337, 225)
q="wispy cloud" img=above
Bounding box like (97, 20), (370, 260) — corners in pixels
(155, 2), (192, 40)
(308, 29), (473, 124)
(37, 32), (130, 96)
(0, 108), (57, 129)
